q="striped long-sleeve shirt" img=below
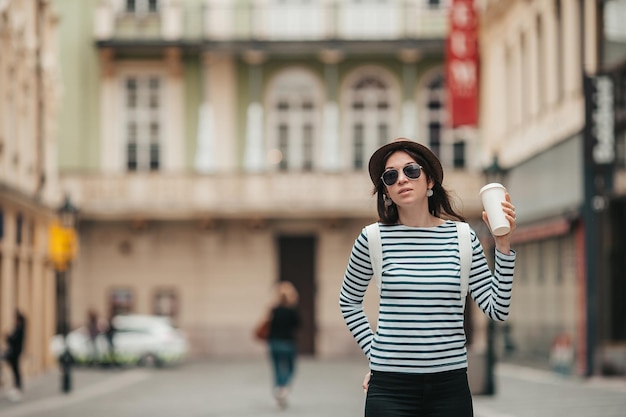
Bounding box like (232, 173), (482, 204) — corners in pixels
(339, 220), (515, 374)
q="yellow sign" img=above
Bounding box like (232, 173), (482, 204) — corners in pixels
(48, 220), (77, 271)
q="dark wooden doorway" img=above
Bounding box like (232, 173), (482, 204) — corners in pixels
(278, 235), (316, 355)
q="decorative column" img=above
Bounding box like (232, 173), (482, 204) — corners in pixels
(195, 53), (216, 174)
(319, 48), (343, 171)
(94, 0), (114, 40)
(30, 219), (46, 371)
(99, 47), (119, 174)
(164, 47), (185, 172)
(243, 50), (266, 172)
(0, 210), (16, 338)
(161, 0), (182, 41)
(398, 48), (420, 140)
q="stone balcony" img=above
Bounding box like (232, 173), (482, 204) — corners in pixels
(94, 0), (447, 43)
(61, 169), (485, 221)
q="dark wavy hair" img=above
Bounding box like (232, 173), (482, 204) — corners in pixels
(372, 147), (466, 224)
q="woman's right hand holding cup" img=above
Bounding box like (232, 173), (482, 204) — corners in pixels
(480, 183), (516, 255)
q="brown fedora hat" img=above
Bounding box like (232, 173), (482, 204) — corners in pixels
(368, 138), (443, 186)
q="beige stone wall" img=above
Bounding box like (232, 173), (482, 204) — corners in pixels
(72, 219), (385, 359)
(478, 0), (591, 370)
(0, 0), (61, 385)
(479, 0), (585, 167)
(507, 232), (578, 358)
(0, 204), (58, 385)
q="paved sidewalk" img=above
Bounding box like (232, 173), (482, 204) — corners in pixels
(0, 359), (625, 417)
(0, 366), (152, 416)
(473, 363), (626, 417)
(0, 359), (370, 417)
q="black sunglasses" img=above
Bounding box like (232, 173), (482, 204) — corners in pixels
(381, 163), (422, 186)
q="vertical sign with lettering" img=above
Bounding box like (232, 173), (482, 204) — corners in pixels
(584, 74), (615, 167)
(446, 0), (479, 127)
(582, 72), (615, 377)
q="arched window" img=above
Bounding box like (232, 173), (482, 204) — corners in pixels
(342, 67), (399, 170)
(266, 69), (323, 171)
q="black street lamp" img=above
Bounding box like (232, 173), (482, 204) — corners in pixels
(59, 196), (78, 229)
(482, 155), (506, 396)
(52, 196), (78, 393)
(483, 155), (503, 184)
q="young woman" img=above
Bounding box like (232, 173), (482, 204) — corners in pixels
(339, 139), (517, 417)
(267, 281), (300, 408)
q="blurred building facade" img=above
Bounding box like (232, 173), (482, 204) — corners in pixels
(0, 0), (63, 383)
(595, 0), (626, 376)
(478, 0), (626, 376)
(52, 0), (495, 359)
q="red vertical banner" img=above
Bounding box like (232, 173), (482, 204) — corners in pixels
(446, 0), (479, 127)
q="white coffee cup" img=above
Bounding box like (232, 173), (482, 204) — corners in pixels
(479, 183), (510, 237)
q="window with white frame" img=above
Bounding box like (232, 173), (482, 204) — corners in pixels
(125, 0), (159, 15)
(422, 72), (464, 168)
(266, 69), (322, 171)
(339, 0), (400, 39)
(345, 71), (397, 170)
(425, 73), (445, 157)
(124, 75), (162, 171)
(109, 287), (134, 316)
(262, 0), (325, 40)
(153, 287), (178, 321)
(152, 288), (179, 324)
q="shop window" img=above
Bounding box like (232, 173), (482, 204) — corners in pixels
(537, 240), (545, 284)
(153, 288), (178, 321)
(109, 288), (134, 316)
(516, 244), (526, 284)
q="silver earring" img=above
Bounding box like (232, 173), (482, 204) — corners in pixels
(426, 189), (433, 197)
(384, 195), (393, 207)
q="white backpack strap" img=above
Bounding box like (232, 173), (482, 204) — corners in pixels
(365, 223), (382, 295)
(456, 221), (471, 309)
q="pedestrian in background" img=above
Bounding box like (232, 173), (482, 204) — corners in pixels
(549, 333), (574, 376)
(105, 312), (118, 366)
(3, 310), (26, 402)
(339, 139), (517, 417)
(87, 310), (101, 365)
(266, 281), (300, 408)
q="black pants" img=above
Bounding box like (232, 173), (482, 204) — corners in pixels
(365, 368), (473, 417)
(6, 355), (22, 390)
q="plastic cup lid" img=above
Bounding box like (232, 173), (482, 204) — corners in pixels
(479, 183), (506, 196)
